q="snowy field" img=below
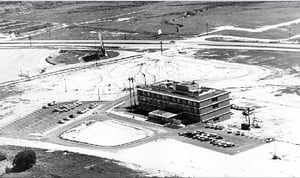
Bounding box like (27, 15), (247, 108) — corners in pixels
(61, 120), (152, 146)
(1, 16), (300, 177)
(0, 49), (56, 83)
(0, 45), (300, 176)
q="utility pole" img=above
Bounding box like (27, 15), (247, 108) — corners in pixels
(128, 77), (132, 112)
(98, 87), (100, 101)
(158, 29), (162, 54)
(48, 30), (51, 40)
(131, 77), (136, 106)
(288, 26), (291, 39)
(206, 22), (208, 35)
(29, 35), (32, 47)
(160, 40), (163, 54)
(64, 78), (67, 92)
(274, 138), (276, 156)
(124, 32), (127, 40)
(142, 73), (146, 85)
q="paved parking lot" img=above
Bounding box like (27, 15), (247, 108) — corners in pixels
(176, 124), (268, 155)
(0, 100), (100, 138)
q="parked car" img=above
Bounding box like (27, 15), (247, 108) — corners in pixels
(48, 101), (56, 106)
(196, 130), (205, 134)
(88, 103), (98, 109)
(178, 132), (185, 136)
(185, 132), (194, 138)
(227, 129), (233, 134)
(199, 136), (210, 142)
(58, 119), (65, 124)
(78, 108), (89, 114)
(52, 108), (61, 113)
(74, 101), (83, 106)
(235, 131), (241, 136)
(42, 105), (49, 109)
(216, 135), (223, 139)
(63, 117), (71, 121)
(265, 137), (275, 143)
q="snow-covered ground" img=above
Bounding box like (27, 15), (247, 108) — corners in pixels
(1, 45), (300, 176)
(61, 120), (152, 146)
(0, 49), (56, 83)
(1, 17), (300, 176)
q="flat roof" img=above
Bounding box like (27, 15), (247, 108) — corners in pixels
(149, 110), (178, 119)
(138, 80), (229, 102)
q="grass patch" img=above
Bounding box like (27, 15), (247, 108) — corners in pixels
(3, 2), (300, 40)
(47, 50), (119, 65)
(0, 145), (144, 178)
(195, 48), (300, 71)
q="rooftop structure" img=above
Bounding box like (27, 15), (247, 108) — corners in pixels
(137, 80), (231, 123)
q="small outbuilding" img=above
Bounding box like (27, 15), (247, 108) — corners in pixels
(148, 110), (178, 122)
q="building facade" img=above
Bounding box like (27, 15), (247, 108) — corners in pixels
(137, 80), (231, 123)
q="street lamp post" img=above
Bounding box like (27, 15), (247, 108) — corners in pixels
(48, 30), (51, 40)
(98, 87), (100, 101)
(142, 73), (146, 85)
(160, 40), (163, 54)
(131, 77), (136, 106)
(64, 78), (67, 92)
(128, 77), (132, 112)
(29, 35), (32, 47)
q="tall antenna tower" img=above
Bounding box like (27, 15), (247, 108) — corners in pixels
(97, 30), (107, 57)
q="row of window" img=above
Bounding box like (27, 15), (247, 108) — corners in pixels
(138, 90), (201, 107)
(138, 96), (201, 114)
(138, 90), (222, 107)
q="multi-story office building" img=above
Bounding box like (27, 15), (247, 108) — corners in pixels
(136, 80), (231, 123)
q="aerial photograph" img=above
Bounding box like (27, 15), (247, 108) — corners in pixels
(0, 0), (300, 177)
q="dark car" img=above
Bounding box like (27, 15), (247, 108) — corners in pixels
(57, 119), (65, 124)
(235, 131), (241, 136)
(216, 135), (223, 139)
(42, 105), (49, 109)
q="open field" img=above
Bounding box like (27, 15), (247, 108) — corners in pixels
(0, 2), (300, 40)
(0, 49), (56, 83)
(194, 48), (300, 71)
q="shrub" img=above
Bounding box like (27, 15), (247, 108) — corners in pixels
(0, 152), (6, 161)
(12, 149), (36, 172)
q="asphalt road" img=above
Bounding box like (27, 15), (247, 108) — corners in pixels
(1, 39), (300, 51)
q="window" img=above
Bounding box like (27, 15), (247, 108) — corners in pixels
(180, 99), (184, 104)
(212, 97), (218, 102)
(158, 95), (162, 100)
(190, 108), (194, 113)
(172, 97), (177, 103)
(212, 104), (219, 109)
